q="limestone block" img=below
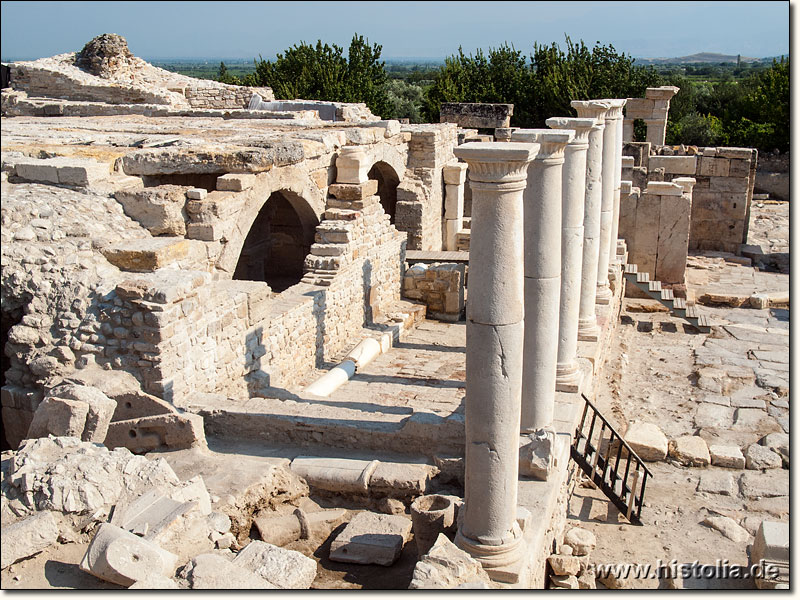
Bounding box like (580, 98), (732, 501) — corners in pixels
(623, 422), (668, 462)
(26, 396), (89, 439)
(15, 159), (60, 184)
(648, 155), (697, 175)
(328, 180), (378, 201)
(745, 444), (782, 470)
(760, 433), (788, 465)
(709, 444), (746, 469)
(128, 574), (179, 589)
(101, 237), (192, 272)
(563, 527), (596, 556)
(444, 219), (461, 251)
(178, 553), (276, 589)
(115, 185), (188, 236)
(444, 184), (464, 220)
(519, 429), (555, 480)
(551, 575), (580, 589)
(694, 403), (734, 429)
(0, 510), (61, 569)
(443, 162), (468, 185)
(702, 516), (750, 543)
(668, 436), (710, 466)
(233, 540), (317, 589)
(548, 554), (581, 576)
(104, 412), (206, 453)
(728, 158), (752, 177)
(369, 461), (437, 497)
(329, 511), (412, 566)
(254, 508), (346, 547)
(740, 471), (789, 499)
(752, 521), (789, 564)
(699, 156), (730, 177)
(336, 147), (369, 184)
(216, 173), (256, 191)
(629, 191), (660, 278)
(48, 384), (116, 443)
(186, 188), (207, 200)
(655, 191), (690, 283)
(408, 533), (491, 589)
(57, 160), (110, 186)
(80, 523), (179, 587)
(715, 147), (753, 159)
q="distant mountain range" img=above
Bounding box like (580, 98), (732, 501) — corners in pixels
(635, 52), (784, 65)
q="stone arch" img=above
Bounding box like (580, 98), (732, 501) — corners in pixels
(368, 161), (401, 223)
(232, 189), (319, 292)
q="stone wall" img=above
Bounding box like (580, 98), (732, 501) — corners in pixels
(439, 103), (513, 129)
(754, 151), (789, 201)
(184, 85), (274, 110)
(402, 263), (466, 321)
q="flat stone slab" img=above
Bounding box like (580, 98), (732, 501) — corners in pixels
(694, 403), (734, 429)
(697, 472), (736, 496)
(740, 471), (789, 499)
(233, 540), (317, 589)
(0, 511), (61, 569)
(101, 237), (193, 272)
(329, 511), (412, 566)
(745, 444), (783, 470)
(668, 436), (710, 467)
(702, 516), (750, 543)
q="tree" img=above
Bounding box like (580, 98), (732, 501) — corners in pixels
(217, 61), (240, 85)
(246, 34), (391, 117)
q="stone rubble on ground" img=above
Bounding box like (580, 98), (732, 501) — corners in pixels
(329, 511), (412, 566)
(408, 533), (492, 589)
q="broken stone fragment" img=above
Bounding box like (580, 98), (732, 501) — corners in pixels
(745, 444), (782, 470)
(80, 523), (179, 587)
(668, 436), (710, 467)
(329, 511), (412, 566)
(128, 574), (180, 589)
(178, 553), (276, 589)
(702, 515), (750, 543)
(0, 510), (61, 569)
(290, 456), (378, 494)
(232, 540), (317, 589)
(26, 397), (89, 439)
(408, 533), (491, 589)
(760, 433), (789, 466)
(519, 428), (556, 479)
(551, 574), (580, 589)
(548, 554), (581, 576)
(563, 527), (596, 557)
(253, 507), (346, 547)
(623, 422), (668, 462)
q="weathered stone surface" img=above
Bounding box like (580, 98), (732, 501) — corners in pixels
(369, 461), (437, 497)
(76, 33), (134, 78)
(216, 173), (256, 192)
(740, 471), (789, 499)
(410, 494), (457, 557)
(624, 422), (668, 462)
(745, 444), (782, 470)
(104, 412), (207, 453)
(329, 511), (412, 566)
(26, 396), (89, 439)
(551, 574), (580, 589)
(127, 574), (180, 589)
(702, 515), (750, 543)
(115, 185), (188, 236)
(760, 432), (789, 465)
(439, 102), (513, 129)
(697, 472), (736, 495)
(80, 523), (179, 586)
(709, 444), (746, 469)
(564, 527), (596, 556)
(233, 540), (317, 589)
(668, 436), (710, 467)
(178, 553), (276, 589)
(548, 554), (581, 576)
(408, 533), (491, 589)
(121, 144), (304, 175)
(693, 403), (734, 429)
(0, 510), (61, 569)
(519, 429), (556, 479)
(101, 237), (193, 272)
(751, 521), (789, 564)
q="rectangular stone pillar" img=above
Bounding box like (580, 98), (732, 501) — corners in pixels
(443, 162), (467, 250)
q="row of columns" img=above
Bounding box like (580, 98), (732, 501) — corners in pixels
(453, 98), (628, 578)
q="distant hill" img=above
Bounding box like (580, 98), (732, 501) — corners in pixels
(636, 52), (763, 64)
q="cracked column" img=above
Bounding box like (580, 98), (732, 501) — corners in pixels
(510, 129), (573, 434)
(571, 101), (609, 340)
(608, 99), (627, 268)
(452, 141), (538, 582)
(546, 117), (595, 392)
(594, 100), (624, 304)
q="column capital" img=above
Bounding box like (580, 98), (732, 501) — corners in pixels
(645, 86), (680, 101)
(672, 176), (697, 195)
(510, 129), (573, 160)
(546, 117), (596, 146)
(570, 100), (612, 125)
(454, 142), (538, 185)
(599, 99), (627, 120)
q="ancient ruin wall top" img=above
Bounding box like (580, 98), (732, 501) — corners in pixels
(75, 33), (135, 78)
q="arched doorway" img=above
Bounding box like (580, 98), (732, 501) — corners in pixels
(368, 162), (400, 224)
(233, 190), (319, 293)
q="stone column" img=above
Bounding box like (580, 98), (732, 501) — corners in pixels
(510, 129), (573, 434)
(594, 101), (623, 304)
(609, 99), (627, 268)
(572, 100), (610, 340)
(546, 117), (595, 392)
(443, 162), (468, 250)
(452, 141), (538, 581)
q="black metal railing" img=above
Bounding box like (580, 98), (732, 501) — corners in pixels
(570, 393), (653, 525)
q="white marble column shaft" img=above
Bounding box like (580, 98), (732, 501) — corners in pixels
(595, 102), (622, 303)
(510, 129), (573, 433)
(608, 100), (627, 267)
(572, 100), (610, 339)
(452, 142), (538, 575)
(546, 117), (594, 389)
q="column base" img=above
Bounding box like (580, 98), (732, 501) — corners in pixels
(595, 284), (612, 305)
(577, 317), (600, 342)
(455, 525), (527, 584)
(555, 360), (583, 393)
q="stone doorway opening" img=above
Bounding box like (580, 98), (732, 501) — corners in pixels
(233, 190), (319, 293)
(368, 161), (400, 224)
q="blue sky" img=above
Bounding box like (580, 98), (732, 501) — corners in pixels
(0, 1), (790, 61)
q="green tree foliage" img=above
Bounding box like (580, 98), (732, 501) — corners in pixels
(246, 34), (391, 117)
(217, 61), (241, 85)
(385, 79), (426, 123)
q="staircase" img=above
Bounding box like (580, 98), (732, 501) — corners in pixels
(623, 264), (711, 333)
